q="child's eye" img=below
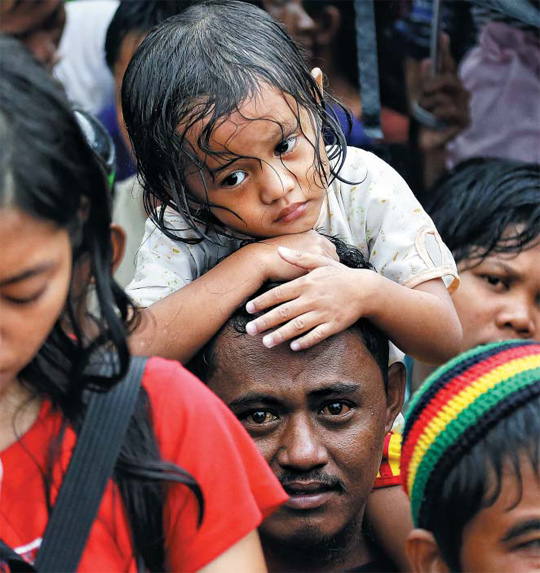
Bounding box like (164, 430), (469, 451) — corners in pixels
(221, 171), (247, 188)
(275, 135), (298, 156)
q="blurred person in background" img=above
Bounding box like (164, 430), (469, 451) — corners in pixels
(408, 157), (540, 391)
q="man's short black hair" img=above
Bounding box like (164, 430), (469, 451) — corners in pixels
(424, 157), (540, 267)
(104, 0), (196, 71)
(189, 236), (390, 387)
(427, 396), (540, 571)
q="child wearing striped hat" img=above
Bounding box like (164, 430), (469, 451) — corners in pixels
(400, 340), (540, 572)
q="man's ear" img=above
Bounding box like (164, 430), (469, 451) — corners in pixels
(311, 67), (324, 95)
(407, 529), (450, 573)
(385, 362), (406, 432)
(110, 223), (126, 275)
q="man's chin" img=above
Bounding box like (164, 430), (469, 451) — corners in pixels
(261, 521), (327, 548)
(261, 508), (336, 543)
(260, 516), (361, 568)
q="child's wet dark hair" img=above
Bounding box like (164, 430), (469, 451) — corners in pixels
(122, 0), (348, 244)
(424, 157), (540, 268)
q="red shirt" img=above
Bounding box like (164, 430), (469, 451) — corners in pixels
(373, 432), (402, 489)
(0, 357), (287, 571)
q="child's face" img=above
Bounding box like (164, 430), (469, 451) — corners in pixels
(459, 456), (540, 572)
(183, 83), (327, 238)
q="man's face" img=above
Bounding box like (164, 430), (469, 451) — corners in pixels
(207, 328), (403, 546)
(407, 455), (540, 573)
(460, 456), (540, 572)
(0, 0), (66, 71)
(261, 0), (315, 62)
(452, 238), (540, 352)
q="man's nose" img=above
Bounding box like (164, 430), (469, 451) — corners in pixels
(496, 293), (538, 340)
(260, 161), (296, 205)
(277, 416), (329, 471)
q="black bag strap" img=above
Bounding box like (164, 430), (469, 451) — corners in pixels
(0, 540), (36, 572)
(32, 356), (147, 573)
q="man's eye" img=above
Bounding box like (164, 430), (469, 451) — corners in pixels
(481, 274), (509, 291)
(275, 136), (298, 156)
(319, 402), (351, 416)
(514, 538), (540, 554)
(244, 411), (278, 425)
(222, 171), (246, 188)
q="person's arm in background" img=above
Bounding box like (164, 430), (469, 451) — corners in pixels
(406, 34), (470, 190)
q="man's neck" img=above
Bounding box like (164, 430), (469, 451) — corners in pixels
(262, 518), (372, 572)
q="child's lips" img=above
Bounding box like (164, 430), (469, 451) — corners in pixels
(275, 202), (308, 223)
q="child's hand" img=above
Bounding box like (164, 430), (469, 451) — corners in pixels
(245, 246), (380, 350)
(252, 231), (339, 282)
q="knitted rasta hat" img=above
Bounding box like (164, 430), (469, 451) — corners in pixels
(401, 340), (540, 527)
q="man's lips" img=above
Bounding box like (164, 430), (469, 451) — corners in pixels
(283, 481), (340, 510)
(275, 202), (307, 223)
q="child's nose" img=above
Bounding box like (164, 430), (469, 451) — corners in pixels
(260, 162), (296, 204)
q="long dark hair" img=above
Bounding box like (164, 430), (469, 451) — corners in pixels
(122, 0), (349, 244)
(0, 36), (202, 571)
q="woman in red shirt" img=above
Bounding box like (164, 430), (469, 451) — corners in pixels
(0, 36), (286, 572)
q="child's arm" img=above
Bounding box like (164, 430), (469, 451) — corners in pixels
(244, 247), (462, 364)
(365, 486), (414, 572)
(128, 232), (338, 363)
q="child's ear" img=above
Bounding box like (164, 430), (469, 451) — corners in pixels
(311, 67), (324, 95)
(110, 223), (126, 275)
(385, 362), (406, 432)
(406, 529), (450, 573)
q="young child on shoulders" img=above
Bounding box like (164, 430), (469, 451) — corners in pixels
(122, 0), (461, 365)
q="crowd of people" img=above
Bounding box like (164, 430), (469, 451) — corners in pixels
(0, 1), (538, 572)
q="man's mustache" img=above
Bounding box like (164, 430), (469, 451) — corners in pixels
(278, 469), (346, 493)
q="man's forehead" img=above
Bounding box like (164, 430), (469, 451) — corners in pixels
(209, 327), (383, 401)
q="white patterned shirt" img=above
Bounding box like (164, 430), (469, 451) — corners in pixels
(127, 147), (459, 308)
